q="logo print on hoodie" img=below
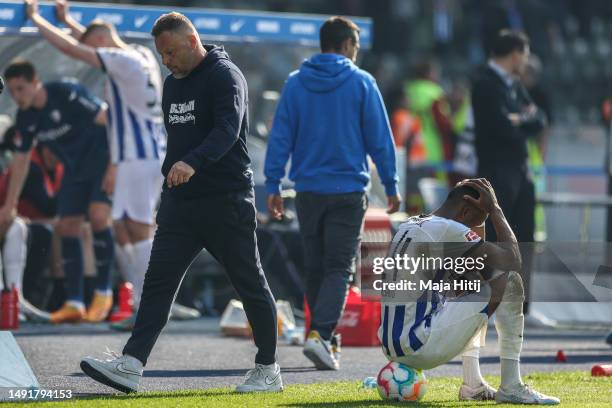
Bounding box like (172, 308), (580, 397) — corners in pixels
(169, 100), (195, 124)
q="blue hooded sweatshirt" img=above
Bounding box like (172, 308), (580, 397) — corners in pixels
(264, 53), (398, 196)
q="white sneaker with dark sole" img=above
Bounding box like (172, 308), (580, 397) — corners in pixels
(80, 350), (142, 394)
(496, 384), (560, 405)
(459, 382), (497, 401)
(303, 330), (339, 370)
(235, 363), (283, 393)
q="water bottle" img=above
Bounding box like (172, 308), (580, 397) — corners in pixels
(362, 376), (378, 389)
(0, 285), (19, 330)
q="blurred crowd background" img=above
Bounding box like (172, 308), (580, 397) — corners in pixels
(1, 0), (611, 323)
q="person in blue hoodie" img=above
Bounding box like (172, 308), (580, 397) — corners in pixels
(265, 16), (401, 371)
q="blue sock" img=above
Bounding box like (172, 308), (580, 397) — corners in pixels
(61, 236), (84, 303)
(93, 228), (115, 293)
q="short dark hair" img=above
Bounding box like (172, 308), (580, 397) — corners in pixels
(151, 12), (194, 38)
(319, 16), (359, 52)
(490, 30), (529, 58)
(4, 59), (36, 82)
(445, 184), (480, 206)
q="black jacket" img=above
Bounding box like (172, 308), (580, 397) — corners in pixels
(471, 65), (546, 171)
(161, 45), (253, 198)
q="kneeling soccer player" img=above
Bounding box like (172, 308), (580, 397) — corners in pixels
(378, 178), (559, 405)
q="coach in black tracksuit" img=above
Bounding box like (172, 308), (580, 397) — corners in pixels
(472, 31), (546, 308)
(121, 23), (277, 367)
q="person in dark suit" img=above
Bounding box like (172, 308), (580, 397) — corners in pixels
(471, 30), (546, 313)
(472, 30), (546, 243)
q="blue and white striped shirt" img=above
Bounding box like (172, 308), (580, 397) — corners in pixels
(97, 44), (165, 164)
(378, 215), (482, 358)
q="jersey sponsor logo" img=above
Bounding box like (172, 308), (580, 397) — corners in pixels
(50, 109), (61, 123)
(168, 100), (196, 125)
(169, 100), (194, 114)
(465, 230), (480, 241)
(37, 124), (72, 142)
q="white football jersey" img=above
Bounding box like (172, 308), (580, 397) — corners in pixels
(379, 215), (482, 358)
(97, 44), (165, 163)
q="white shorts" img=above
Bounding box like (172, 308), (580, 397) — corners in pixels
(112, 160), (163, 224)
(390, 287), (491, 370)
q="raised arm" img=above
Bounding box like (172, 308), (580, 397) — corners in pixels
(25, 0), (101, 68)
(56, 0), (85, 39)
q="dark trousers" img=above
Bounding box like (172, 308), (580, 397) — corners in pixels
(123, 189), (277, 366)
(480, 165), (535, 243)
(295, 192), (367, 340)
(479, 164), (534, 308)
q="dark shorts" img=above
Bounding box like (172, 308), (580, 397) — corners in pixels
(58, 158), (111, 217)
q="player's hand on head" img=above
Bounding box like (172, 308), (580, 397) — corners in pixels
(459, 178), (499, 213)
(387, 193), (401, 214)
(55, 0), (68, 23)
(24, 0), (39, 19)
(267, 194), (284, 220)
(166, 161), (195, 188)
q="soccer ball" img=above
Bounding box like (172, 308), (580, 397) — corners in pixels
(376, 361), (427, 402)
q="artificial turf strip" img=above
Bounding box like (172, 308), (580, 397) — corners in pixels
(3, 371), (610, 407)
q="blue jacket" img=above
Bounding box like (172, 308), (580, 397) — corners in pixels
(264, 53), (398, 196)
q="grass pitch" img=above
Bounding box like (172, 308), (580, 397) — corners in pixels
(4, 371), (610, 407)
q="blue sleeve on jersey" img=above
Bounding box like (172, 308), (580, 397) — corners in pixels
(57, 81), (102, 123)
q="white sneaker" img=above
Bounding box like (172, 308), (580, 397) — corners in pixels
(80, 349), (142, 393)
(459, 382), (497, 401)
(303, 330), (339, 370)
(235, 363), (283, 393)
(170, 303), (201, 320)
(331, 333), (341, 363)
(496, 383), (560, 405)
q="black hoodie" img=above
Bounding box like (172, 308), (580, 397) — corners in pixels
(161, 45), (253, 199)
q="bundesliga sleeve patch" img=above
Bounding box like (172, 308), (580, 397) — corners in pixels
(465, 230), (480, 241)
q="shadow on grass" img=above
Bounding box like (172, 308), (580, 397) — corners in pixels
(279, 401), (461, 407)
(443, 353), (612, 366)
(69, 366), (318, 379)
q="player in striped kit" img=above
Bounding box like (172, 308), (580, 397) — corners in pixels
(379, 179), (559, 405)
(26, 0), (165, 325)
